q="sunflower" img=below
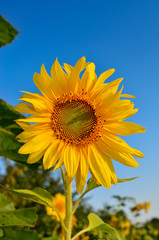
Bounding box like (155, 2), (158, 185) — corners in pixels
(131, 203), (145, 212)
(15, 57), (145, 193)
(46, 193), (66, 221)
(145, 201), (151, 213)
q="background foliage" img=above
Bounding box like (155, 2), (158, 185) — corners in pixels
(0, 160), (159, 240)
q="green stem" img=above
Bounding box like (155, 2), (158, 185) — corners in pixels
(60, 166), (66, 187)
(72, 192), (85, 215)
(71, 227), (90, 240)
(52, 223), (60, 235)
(98, 231), (103, 238)
(53, 207), (67, 233)
(65, 181), (72, 240)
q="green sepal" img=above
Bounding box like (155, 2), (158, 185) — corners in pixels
(84, 176), (138, 194)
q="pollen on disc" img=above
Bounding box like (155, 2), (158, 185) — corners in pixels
(51, 99), (100, 145)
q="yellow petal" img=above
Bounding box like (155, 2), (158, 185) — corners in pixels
(51, 58), (69, 95)
(75, 167), (81, 194)
(103, 121), (146, 136)
(64, 146), (80, 178)
(75, 148), (89, 193)
(95, 143), (117, 185)
(81, 63), (97, 92)
(40, 64), (58, 100)
(53, 157), (64, 171)
(14, 103), (36, 114)
(105, 78), (123, 94)
(43, 140), (62, 169)
(96, 69), (115, 86)
(16, 124), (50, 142)
(90, 69), (115, 96)
(97, 139), (139, 167)
(102, 131), (144, 158)
(103, 100), (138, 121)
(69, 57), (89, 92)
(89, 145), (111, 188)
(15, 121), (30, 130)
(33, 72), (55, 100)
(18, 131), (53, 154)
(121, 94), (136, 98)
(16, 113), (51, 123)
(19, 92), (53, 112)
(102, 86), (123, 109)
(91, 77), (123, 99)
(63, 63), (73, 76)
(27, 150), (44, 164)
(17, 128), (47, 142)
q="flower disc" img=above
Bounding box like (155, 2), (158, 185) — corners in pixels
(51, 99), (98, 145)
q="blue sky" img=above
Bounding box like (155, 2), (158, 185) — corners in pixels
(1, 0), (159, 222)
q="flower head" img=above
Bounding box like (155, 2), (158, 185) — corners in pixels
(145, 201), (151, 213)
(46, 193), (77, 226)
(46, 193), (66, 221)
(131, 203), (145, 212)
(15, 57), (145, 193)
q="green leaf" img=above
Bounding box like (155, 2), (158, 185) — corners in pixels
(0, 193), (37, 228)
(0, 193), (15, 212)
(0, 127), (41, 168)
(84, 176), (138, 195)
(0, 228), (40, 240)
(143, 235), (154, 240)
(42, 237), (62, 240)
(0, 99), (24, 129)
(0, 185), (55, 209)
(0, 127), (28, 163)
(0, 99), (42, 168)
(0, 238), (12, 240)
(87, 213), (122, 240)
(0, 99), (27, 163)
(0, 208), (37, 227)
(117, 177), (138, 183)
(0, 229), (3, 237)
(0, 15), (19, 47)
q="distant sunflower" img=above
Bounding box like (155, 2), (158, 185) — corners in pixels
(46, 193), (66, 221)
(145, 201), (151, 213)
(131, 203), (145, 212)
(46, 193), (77, 226)
(15, 57), (145, 193)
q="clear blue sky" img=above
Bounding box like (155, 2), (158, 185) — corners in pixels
(1, 0), (159, 222)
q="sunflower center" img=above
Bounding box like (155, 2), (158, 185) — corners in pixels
(51, 99), (98, 144)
